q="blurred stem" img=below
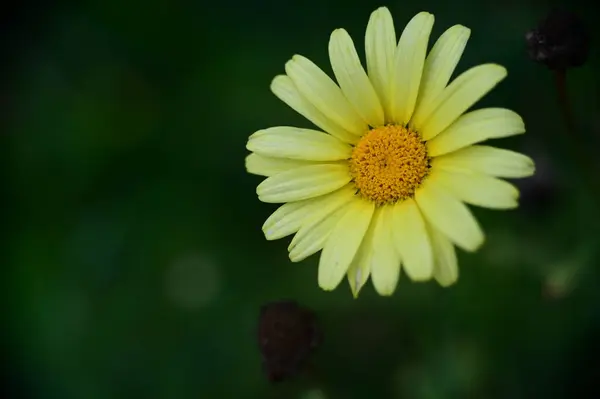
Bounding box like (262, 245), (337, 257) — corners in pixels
(553, 69), (600, 213)
(554, 69), (574, 133)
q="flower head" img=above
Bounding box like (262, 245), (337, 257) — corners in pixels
(246, 8), (535, 297)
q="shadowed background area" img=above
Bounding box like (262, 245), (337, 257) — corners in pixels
(2, 0), (600, 398)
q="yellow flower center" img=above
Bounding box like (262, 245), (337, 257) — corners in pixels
(349, 124), (429, 206)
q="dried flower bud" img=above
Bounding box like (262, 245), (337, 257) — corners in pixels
(257, 301), (321, 382)
(526, 9), (590, 70)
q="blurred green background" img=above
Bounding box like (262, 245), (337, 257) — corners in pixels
(3, 0), (600, 397)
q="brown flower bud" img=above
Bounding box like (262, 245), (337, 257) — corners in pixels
(257, 301), (321, 382)
(526, 9), (590, 70)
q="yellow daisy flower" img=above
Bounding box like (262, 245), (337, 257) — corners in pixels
(245, 7), (535, 297)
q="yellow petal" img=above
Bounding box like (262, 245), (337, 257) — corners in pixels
(270, 75), (359, 144)
(415, 178), (484, 252)
(390, 12), (434, 125)
(257, 164), (351, 203)
(347, 206), (400, 298)
(285, 55), (367, 135)
(346, 214), (376, 298)
(365, 7), (396, 121)
(369, 205), (402, 296)
(411, 25), (470, 130)
(289, 201), (351, 262)
(392, 198), (433, 281)
(329, 29), (384, 127)
(245, 153), (317, 177)
(427, 108), (525, 156)
(427, 224), (458, 287)
(430, 168), (520, 209)
(318, 198), (375, 290)
(248, 127), (352, 161)
(431, 145), (535, 178)
(262, 197), (324, 240)
(288, 185), (356, 261)
(419, 64), (507, 141)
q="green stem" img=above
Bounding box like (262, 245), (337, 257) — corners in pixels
(552, 69), (600, 215)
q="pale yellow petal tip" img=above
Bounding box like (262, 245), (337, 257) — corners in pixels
(503, 111), (526, 132)
(283, 58), (296, 75)
(437, 278), (458, 288)
(375, 287), (396, 296)
(247, 129), (267, 141)
(261, 226), (279, 241)
(416, 11), (434, 17)
(288, 254), (303, 263)
(284, 55), (309, 78)
(528, 164), (536, 177)
(330, 28), (347, 38)
(373, 6), (391, 13)
(524, 159), (536, 177)
(244, 154), (254, 172)
(348, 279), (367, 298)
(348, 283), (360, 298)
(290, 54), (307, 64)
(370, 6), (393, 21)
(467, 236), (486, 252)
(447, 24), (472, 39)
(287, 240), (296, 252)
(318, 283), (338, 292)
(257, 195), (279, 204)
(506, 201), (520, 210)
(487, 63), (508, 79)
(270, 74), (287, 88)
(319, 271), (346, 292)
(256, 187), (273, 202)
(287, 241), (308, 262)
(372, 280), (397, 296)
(256, 183), (265, 196)
(407, 274), (434, 283)
(318, 267), (340, 292)
(412, 11), (435, 24)
(475, 236), (486, 251)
